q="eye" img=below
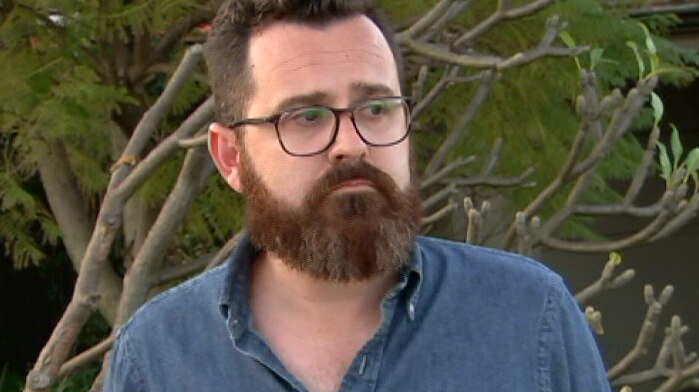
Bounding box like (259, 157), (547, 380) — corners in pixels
(289, 107), (331, 125)
(364, 101), (388, 116)
(356, 98), (402, 120)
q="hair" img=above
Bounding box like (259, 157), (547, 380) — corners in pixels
(204, 0), (403, 125)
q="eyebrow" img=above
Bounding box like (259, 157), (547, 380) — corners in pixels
(271, 82), (397, 113)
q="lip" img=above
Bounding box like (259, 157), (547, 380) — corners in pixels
(332, 179), (374, 192)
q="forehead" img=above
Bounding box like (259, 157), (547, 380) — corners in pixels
(247, 15), (400, 110)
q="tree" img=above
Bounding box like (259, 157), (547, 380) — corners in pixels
(0, 0), (697, 391)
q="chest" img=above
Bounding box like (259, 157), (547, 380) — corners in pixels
(259, 322), (377, 392)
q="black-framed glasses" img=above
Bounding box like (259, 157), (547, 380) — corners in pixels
(227, 96), (412, 157)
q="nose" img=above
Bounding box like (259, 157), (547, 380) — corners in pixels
(327, 113), (368, 162)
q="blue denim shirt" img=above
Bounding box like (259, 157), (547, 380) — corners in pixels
(105, 234), (611, 391)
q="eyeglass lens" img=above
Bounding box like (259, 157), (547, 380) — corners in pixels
(277, 97), (409, 156)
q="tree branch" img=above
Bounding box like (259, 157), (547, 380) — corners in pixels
(421, 200), (457, 226)
(444, 166), (535, 187)
(608, 285), (674, 380)
(113, 147), (214, 329)
(137, 9), (213, 82)
(35, 141), (122, 324)
(206, 230), (245, 271)
(422, 183), (457, 211)
(111, 44), (204, 181)
(575, 253), (636, 306)
(453, 0), (554, 47)
(57, 337), (113, 379)
(424, 70), (494, 176)
(419, 0), (474, 42)
(399, 0), (454, 39)
(24, 45), (208, 392)
(115, 98), (214, 200)
(419, 155), (477, 189)
(150, 252), (215, 286)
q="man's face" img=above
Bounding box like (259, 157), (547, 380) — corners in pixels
(242, 14), (411, 207)
(210, 14), (420, 281)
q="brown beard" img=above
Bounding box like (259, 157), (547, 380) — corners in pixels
(240, 149), (422, 282)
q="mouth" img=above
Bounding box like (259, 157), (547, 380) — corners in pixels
(331, 178), (375, 193)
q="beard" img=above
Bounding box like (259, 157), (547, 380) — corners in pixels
(239, 149), (422, 283)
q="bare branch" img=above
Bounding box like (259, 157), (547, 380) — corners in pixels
(502, 75), (658, 250)
(424, 71), (494, 176)
(399, 0), (454, 39)
(206, 231), (245, 271)
(419, 0), (474, 42)
(411, 65), (463, 120)
(57, 337), (113, 379)
(115, 97), (214, 200)
(445, 166), (535, 188)
(651, 193), (699, 241)
(515, 212), (539, 256)
(463, 197), (489, 245)
(624, 125), (661, 205)
(419, 155), (477, 189)
(575, 253), (636, 306)
(35, 141), (122, 323)
(421, 200), (457, 226)
(572, 77), (658, 177)
(411, 65), (429, 105)
(112, 44), (204, 181)
(422, 183), (457, 211)
(150, 252), (216, 287)
(453, 0), (554, 47)
(480, 137), (503, 177)
(178, 133), (209, 149)
(585, 306), (604, 335)
(113, 147), (214, 328)
(540, 186), (683, 253)
(608, 285), (674, 380)
(574, 203), (662, 217)
(145, 10), (213, 79)
(24, 47), (208, 392)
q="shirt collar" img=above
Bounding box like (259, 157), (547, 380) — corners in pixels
(218, 231), (424, 334)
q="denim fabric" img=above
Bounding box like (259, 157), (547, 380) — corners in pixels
(104, 234), (611, 392)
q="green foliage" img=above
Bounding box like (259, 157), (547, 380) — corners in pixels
(382, 0), (697, 240)
(51, 362), (100, 392)
(0, 364), (24, 392)
(657, 126), (699, 190)
(0, 0), (217, 268)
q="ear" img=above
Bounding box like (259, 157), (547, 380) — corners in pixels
(208, 122), (243, 192)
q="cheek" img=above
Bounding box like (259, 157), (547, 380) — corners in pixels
(262, 156), (326, 204)
(376, 145), (411, 189)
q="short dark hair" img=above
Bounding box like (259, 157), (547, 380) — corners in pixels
(204, 0), (403, 125)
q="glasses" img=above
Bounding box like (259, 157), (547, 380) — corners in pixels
(227, 96), (412, 157)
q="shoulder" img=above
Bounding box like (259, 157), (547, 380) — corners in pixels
(118, 263), (229, 339)
(416, 235), (562, 288)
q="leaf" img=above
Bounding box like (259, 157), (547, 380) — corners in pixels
(684, 148), (699, 177)
(590, 48), (604, 70)
(639, 23), (656, 55)
(559, 31), (576, 48)
(626, 41), (645, 80)
(670, 124), (683, 170)
(558, 31), (581, 71)
(650, 92), (663, 126)
(656, 141), (672, 184)
(609, 251), (622, 266)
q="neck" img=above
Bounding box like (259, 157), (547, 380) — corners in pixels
(250, 251), (398, 319)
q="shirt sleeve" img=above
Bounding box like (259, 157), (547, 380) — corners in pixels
(540, 276), (612, 392)
(103, 327), (147, 392)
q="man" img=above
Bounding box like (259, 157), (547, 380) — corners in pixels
(105, 0), (612, 391)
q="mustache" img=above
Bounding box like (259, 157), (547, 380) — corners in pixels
(305, 160), (400, 204)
